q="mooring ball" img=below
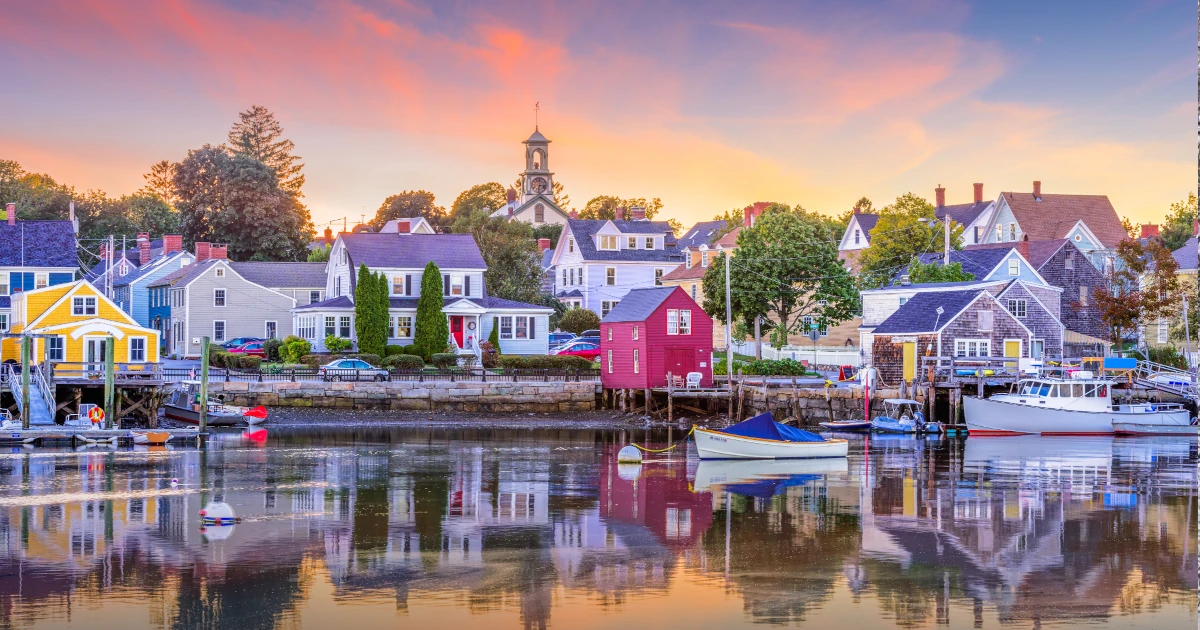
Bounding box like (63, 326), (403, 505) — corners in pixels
(616, 463), (643, 481)
(617, 445), (643, 463)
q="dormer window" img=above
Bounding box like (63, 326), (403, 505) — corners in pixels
(644, 237), (654, 249)
(599, 235), (618, 250)
(685, 251), (692, 267)
(701, 252), (709, 267)
(628, 237), (637, 249)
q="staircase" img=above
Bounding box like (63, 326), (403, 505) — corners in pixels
(1132, 360), (1197, 401)
(7, 365), (56, 426)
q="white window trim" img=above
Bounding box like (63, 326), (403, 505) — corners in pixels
(599, 235), (618, 250)
(1157, 319), (1169, 344)
(499, 316), (514, 340)
(310, 290), (321, 304)
(954, 339), (991, 358)
(34, 273), (47, 289)
(607, 349), (613, 373)
(265, 321), (277, 339)
(679, 309), (691, 335)
(213, 320), (226, 343)
(213, 288), (226, 307)
(215, 267), (225, 278)
(633, 348), (639, 374)
(1007, 299), (1027, 318)
(127, 336), (148, 363)
(46, 335), (65, 362)
(0, 313), (8, 332)
(72, 296), (97, 316)
(1007, 259), (1019, 276)
(655, 268), (664, 286)
(605, 267), (616, 286)
(667, 309), (679, 335)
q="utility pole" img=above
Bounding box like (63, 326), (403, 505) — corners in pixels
(725, 253), (733, 379)
(106, 234), (114, 299)
(944, 218), (951, 265)
(754, 316), (761, 361)
(1182, 291), (1194, 376)
(103, 336), (115, 429)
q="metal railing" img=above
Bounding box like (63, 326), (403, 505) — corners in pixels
(161, 367), (601, 383)
(31, 365), (55, 420)
(49, 362), (163, 381)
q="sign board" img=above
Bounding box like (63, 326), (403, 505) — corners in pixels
(807, 329), (821, 342)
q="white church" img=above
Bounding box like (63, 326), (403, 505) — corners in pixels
(490, 128), (571, 227)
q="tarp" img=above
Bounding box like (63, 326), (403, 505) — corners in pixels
(719, 412), (827, 443)
(726, 474), (821, 498)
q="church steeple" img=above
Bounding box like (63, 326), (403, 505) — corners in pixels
(521, 128), (552, 204)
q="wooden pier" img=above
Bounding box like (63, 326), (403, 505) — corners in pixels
(0, 427), (207, 445)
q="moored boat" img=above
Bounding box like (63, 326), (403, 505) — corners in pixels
(164, 381), (268, 427)
(819, 420), (872, 432)
(870, 399), (941, 434)
(129, 430), (172, 445)
(693, 412), (848, 460)
(1112, 410), (1197, 436)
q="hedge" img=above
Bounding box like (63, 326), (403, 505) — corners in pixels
(715, 358), (810, 376)
(280, 337), (311, 364)
(382, 354), (424, 369)
(208, 350), (262, 370)
(298, 355), (324, 369)
(385, 345), (406, 357)
(430, 353), (459, 369)
(497, 355), (595, 370)
(349, 353), (382, 367)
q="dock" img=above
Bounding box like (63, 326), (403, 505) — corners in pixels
(0, 427), (207, 445)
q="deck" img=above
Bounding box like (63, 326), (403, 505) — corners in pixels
(49, 362), (164, 386)
(0, 427), (207, 445)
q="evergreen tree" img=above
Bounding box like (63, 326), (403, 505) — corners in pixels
(414, 261), (449, 360)
(227, 105), (306, 196)
(355, 264), (388, 356)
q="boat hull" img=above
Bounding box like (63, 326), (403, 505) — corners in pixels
(871, 418), (941, 434)
(1112, 421), (1198, 436)
(819, 421), (872, 432)
(964, 396), (1193, 435)
(164, 405), (251, 427)
(693, 427), (847, 460)
(130, 431), (172, 445)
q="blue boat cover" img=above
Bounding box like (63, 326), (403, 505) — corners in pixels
(726, 475), (821, 498)
(719, 412), (826, 442)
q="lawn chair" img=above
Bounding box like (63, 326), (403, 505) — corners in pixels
(685, 372), (702, 388)
(670, 373), (685, 388)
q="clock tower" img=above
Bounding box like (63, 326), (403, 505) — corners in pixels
(521, 128), (553, 205)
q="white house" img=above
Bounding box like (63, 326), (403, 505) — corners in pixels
(551, 215), (684, 317)
(378, 217), (437, 234)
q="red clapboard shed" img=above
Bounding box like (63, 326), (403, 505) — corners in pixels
(600, 286), (714, 390)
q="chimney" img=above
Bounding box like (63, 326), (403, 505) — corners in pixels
(569, 209), (578, 219)
(537, 238), (552, 253)
(323, 227), (333, 246)
(506, 187), (517, 203)
(396, 220), (410, 233)
(1032, 180), (1042, 200)
(935, 185), (945, 209)
(163, 235), (183, 255)
(1017, 234), (1030, 261)
(5, 203), (14, 226)
(195, 242), (211, 262)
(630, 206), (646, 220)
(973, 183), (983, 203)
(615, 206), (626, 220)
(211, 244), (228, 260)
(1139, 224), (1160, 239)
(743, 202), (765, 228)
(137, 233), (151, 265)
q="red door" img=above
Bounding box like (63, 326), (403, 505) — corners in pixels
(450, 316), (464, 348)
(665, 348), (694, 380)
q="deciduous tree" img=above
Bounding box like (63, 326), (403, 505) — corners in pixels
(1160, 192), (1197, 251)
(858, 193), (963, 289)
(371, 190), (448, 230)
(1093, 238), (1180, 354)
(450, 210), (545, 303)
(451, 182), (506, 222)
(227, 105), (305, 196)
(579, 195), (664, 220)
(558, 308), (600, 335)
(907, 258), (975, 284)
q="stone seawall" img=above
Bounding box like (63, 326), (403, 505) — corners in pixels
(738, 385), (910, 425)
(209, 380), (598, 413)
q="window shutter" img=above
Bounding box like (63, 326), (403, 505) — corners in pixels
(443, 275), (450, 295)
(465, 276), (471, 296)
(529, 317), (535, 339)
(406, 275), (412, 296)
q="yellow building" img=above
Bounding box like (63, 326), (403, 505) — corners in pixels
(1, 280), (159, 365)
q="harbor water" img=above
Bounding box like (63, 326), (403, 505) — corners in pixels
(0, 425), (1193, 629)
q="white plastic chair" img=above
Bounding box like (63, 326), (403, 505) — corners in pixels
(685, 372), (702, 388)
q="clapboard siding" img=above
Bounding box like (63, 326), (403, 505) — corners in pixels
(870, 334), (936, 385)
(183, 265), (296, 355)
(936, 296), (1029, 359)
(600, 288), (713, 389)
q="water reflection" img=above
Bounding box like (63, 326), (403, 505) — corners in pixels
(0, 427), (1190, 629)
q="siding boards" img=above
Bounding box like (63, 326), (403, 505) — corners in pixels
(1035, 242), (1106, 340)
(183, 267), (296, 355)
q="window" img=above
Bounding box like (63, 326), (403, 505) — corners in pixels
(607, 350), (613, 373)
(339, 316), (351, 338)
(1158, 319), (1169, 343)
(34, 273), (47, 289)
(628, 237), (637, 249)
(535, 204), (544, 222)
(686, 251), (692, 267)
(599, 235), (618, 250)
(392, 276), (404, 295)
(298, 316), (317, 339)
(691, 284), (697, 299)
(561, 269), (568, 287)
(450, 275), (464, 296)
(632, 325), (639, 340)
(607, 327), (612, 341)
(955, 340), (990, 357)
(974, 226), (982, 243)
(336, 276), (342, 296)
(601, 301), (618, 317)
(568, 238), (575, 253)
(215, 267), (224, 278)
(995, 224), (1002, 241)
(214, 288), (226, 307)
(394, 316), (413, 338)
(645, 237), (654, 250)
(1009, 223), (1016, 241)
(213, 321), (226, 342)
(0, 313), (7, 331)
(72, 297), (97, 316)
(325, 316), (336, 338)
(978, 310), (993, 332)
(606, 268), (616, 286)
(701, 252), (708, 267)
(310, 290), (321, 304)
(128, 337), (147, 363)
(47, 336), (64, 361)
(854, 230), (861, 245)
(0, 276), (7, 295)
(500, 316), (513, 339)
(1032, 339), (1044, 359)
(633, 349), (639, 374)
(655, 268), (664, 286)
(667, 309), (679, 335)
(678, 309), (691, 335)
(899, 297), (908, 306)
(517, 316), (531, 339)
(1079, 286), (1089, 306)
(1007, 299), (1027, 318)
(265, 321), (277, 339)
(1008, 258), (1019, 276)
(1065, 252), (1074, 270)
(341, 249), (348, 264)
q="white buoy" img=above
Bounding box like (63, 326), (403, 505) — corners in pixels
(199, 501), (237, 526)
(617, 463), (643, 481)
(170, 478), (179, 487)
(617, 445), (643, 463)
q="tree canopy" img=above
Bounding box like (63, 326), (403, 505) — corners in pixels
(451, 183), (506, 222)
(578, 195), (663, 221)
(450, 209), (546, 304)
(701, 203), (859, 349)
(907, 258), (975, 284)
(559, 308), (600, 335)
(227, 105), (305, 196)
(1159, 192), (1197, 251)
(1093, 238), (1180, 354)
(371, 190), (448, 230)
(414, 261), (450, 360)
(857, 192), (963, 289)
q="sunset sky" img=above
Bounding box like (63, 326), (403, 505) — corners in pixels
(0, 0), (1194, 229)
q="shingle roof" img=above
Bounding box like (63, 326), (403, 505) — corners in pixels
(853, 214), (879, 242)
(525, 130), (549, 143)
(936, 201), (990, 228)
(601, 287), (679, 323)
(912, 248), (1013, 280)
(864, 279), (1001, 293)
(113, 252), (193, 287)
(1000, 192), (1126, 248)
(677, 220), (731, 249)
(1173, 237), (1197, 271)
(541, 248), (555, 270)
(342, 233), (486, 269)
(556, 289), (583, 298)
(294, 295), (354, 310)
(230, 262), (327, 288)
(566, 219), (684, 263)
(715, 226), (742, 248)
(660, 260), (706, 281)
(872, 290), (984, 334)
(963, 239), (1068, 270)
(147, 260), (221, 288)
(0, 221), (77, 268)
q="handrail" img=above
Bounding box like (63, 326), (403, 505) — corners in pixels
(31, 365), (54, 420)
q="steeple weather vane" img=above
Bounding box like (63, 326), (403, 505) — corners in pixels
(534, 102), (539, 131)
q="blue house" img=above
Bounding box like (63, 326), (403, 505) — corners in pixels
(0, 205), (78, 336)
(111, 237), (194, 328)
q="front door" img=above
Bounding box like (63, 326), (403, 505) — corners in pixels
(665, 348), (694, 381)
(1004, 340), (1021, 369)
(902, 342), (916, 381)
(85, 337), (106, 369)
(450, 316), (464, 348)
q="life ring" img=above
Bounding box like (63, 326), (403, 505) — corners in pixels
(87, 407), (105, 424)
(467, 321), (476, 330)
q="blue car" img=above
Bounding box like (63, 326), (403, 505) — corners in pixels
(549, 332), (576, 350)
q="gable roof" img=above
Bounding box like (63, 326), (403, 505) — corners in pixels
(963, 239), (1068, 270)
(378, 217), (435, 234)
(22, 280), (143, 331)
(230, 262), (328, 288)
(999, 192), (1127, 248)
(341, 233), (486, 269)
(872, 289), (986, 334)
(564, 219), (683, 263)
(854, 213), (879, 239)
(113, 251), (194, 288)
(0, 221), (78, 268)
(912, 248), (1014, 280)
(147, 259), (223, 289)
(714, 226), (742, 248)
(936, 201), (990, 227)
(1173, 237), (1198, 271)
(601, 287), (681, 323)
(660, 260), (707, 282)
(678, 220), (731, 249)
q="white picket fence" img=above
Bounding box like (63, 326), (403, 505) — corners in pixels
(730, 341), (863, 367)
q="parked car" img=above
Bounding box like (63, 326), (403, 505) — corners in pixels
(551, 340), (601, 362)
(548, 332), (576, 350)
(222, 337), (263, 350)
(319, 358), (390, 382)
(227, 341), (266, 357)
(577, 329), (601, 343)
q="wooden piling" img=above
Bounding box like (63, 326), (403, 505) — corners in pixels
(736, 371), (745, 422)
(199, 336), (210, 431)
(103, 335), (115, 429)
(667, 373), (674, 424)
(19, 336), (30, 429)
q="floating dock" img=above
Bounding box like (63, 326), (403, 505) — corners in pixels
(0, 427), (207, 445)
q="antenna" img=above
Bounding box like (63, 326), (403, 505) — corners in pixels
(534, 102), (540, 131)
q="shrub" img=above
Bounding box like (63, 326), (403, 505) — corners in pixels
(401, 346), (422, 357)
(1141, 345), (1189, 370)
(479, 341), (499, 368)
(281, 337), (312, 364)
(497, 355), (594, 370)
(325, 335), (351, 353)
(240, 356), (263, 370)
(714, 358), (808, 376)
(383, 354), (424, 370)
(488, 318), (501, 354)
(263, 338), (284, 362)
(559, 308), (601, 335)
(350, 353), (382, 367)
(385, 345), (406, 356)
(299, 354), (323, 369)
(431, 353), (459, 369)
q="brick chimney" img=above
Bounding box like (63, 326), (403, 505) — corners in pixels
(211, 244), (228, 260)
(630, 206), (646, 220)
(323, 227), (333, 246)
(537, 238), (552, 253)
(1032, 180), (1042, 200)
(569, 209), (578, 219)
(973, 183), (983, 203)
(743, 202), (766, 228)
(195, 242), (212, 262)
(507, 187), (517, 203)
(1139, 224), (1159, 239)
(935, 185), (945, 209)
(162, 234), (183, 255)
(508, 205), (514, 217)
(615, 206), (626, 220)
(5, 203), (14, 226)
(1017, 234), (1030, 261)
(137, 233), (151, 265)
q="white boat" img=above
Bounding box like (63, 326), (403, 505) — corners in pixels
(693, 412), (848, 460)
(692, 458), (848, 493)
(1112, 411), (1197, 436)
(964, 371), (1192, 436)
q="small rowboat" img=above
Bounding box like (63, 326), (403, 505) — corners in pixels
(818, 420), (872, 432)
(130, 430), (172, 446)
(694, 412), (848, 460)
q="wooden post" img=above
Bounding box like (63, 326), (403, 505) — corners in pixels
(19, 336), (31, 429)
(736, 371), (745, 422)
(791, 377), (799, 422)
(103, 336), (115, 429)
(644, 388), (651, 416)
(927, 386), (936, 426)
(667, 373), (674, 424)
(199, 336), (210, 431)
(976, 374), (984, 398)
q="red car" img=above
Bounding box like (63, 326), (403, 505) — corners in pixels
(551, 340), (601, 362)
(228, 341), (266, 357)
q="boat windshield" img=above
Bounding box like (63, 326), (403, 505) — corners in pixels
(1017, 380), (1107, 398)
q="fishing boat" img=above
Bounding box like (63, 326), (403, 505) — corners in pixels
(964, 371), (1192, 436)
(129, 430), (172, 445)
(870, 399), (941, 434)
(164, 381), (268, 427)
(693, 412), (848, 460)
(818, 420), (872, 432)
